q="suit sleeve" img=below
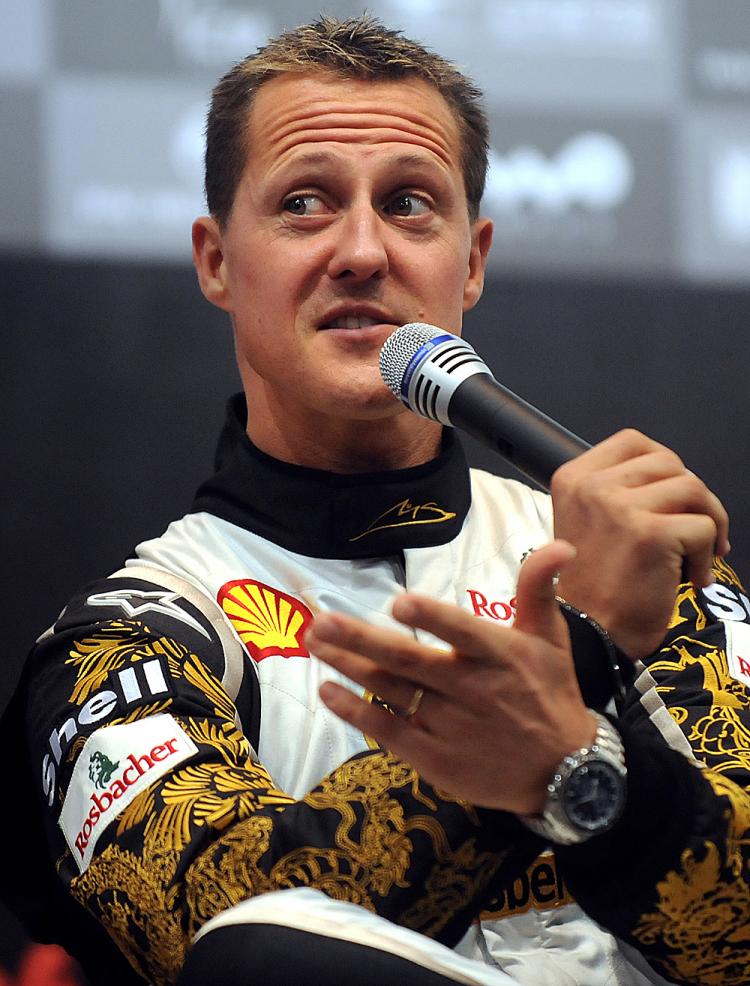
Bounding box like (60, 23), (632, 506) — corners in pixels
(26, 572), (538, 986)
(555, 556), (750, 986)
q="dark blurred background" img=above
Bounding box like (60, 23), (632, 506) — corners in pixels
(3, 0), (749, 980)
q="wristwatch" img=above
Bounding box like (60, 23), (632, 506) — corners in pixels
(521, 712), (627, 846)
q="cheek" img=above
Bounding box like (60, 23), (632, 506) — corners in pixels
(241, 252), (321, 329)
(426, 241), (473, 315)
(226, 230), (283, 292)
(434, 231), (471, 275)
(228, 259), (291, 335)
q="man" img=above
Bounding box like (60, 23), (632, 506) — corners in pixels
(4, 14), (749, 986)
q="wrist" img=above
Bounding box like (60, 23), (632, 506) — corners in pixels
(556, 598), (635, 713)
(519, 711), (627, 846)
(526, 710), (598, 815)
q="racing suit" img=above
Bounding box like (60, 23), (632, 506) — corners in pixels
(3, 393), (750, 986)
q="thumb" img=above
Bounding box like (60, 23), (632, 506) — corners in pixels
(514, 540), (577, 644)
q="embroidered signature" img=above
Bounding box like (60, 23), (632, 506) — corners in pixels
(349, 498), (456, 541)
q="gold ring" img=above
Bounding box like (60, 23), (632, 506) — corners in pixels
(404, 687), (425, 720)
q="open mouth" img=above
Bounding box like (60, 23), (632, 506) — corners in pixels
(325, 315), (384, 330)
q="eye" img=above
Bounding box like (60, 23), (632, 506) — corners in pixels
(384, 193), (431, 217)
(282, 193), (328, 216)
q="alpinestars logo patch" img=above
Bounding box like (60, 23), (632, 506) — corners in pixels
(86, 587), (210, 639)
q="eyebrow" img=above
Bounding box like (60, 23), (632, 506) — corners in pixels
(278, 149), (448, 174)
(284, 150), (339, 167)
(389, 152), (445, 170)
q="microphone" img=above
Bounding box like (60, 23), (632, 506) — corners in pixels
(379, 323), (590, 490)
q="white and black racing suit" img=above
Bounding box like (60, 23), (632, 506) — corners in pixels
(3, 393), (750, 986)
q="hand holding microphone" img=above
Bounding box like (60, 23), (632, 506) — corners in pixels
(380, 323), (730, 657)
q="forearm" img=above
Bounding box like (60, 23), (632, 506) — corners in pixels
(557, 719), (750, 986)
(30, 614), (537, 986)
(559, 561), (750, 985)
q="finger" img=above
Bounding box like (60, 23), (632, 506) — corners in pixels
(552, 429), (666, 480)
(307, 613), (452, 688)
(513, 539), (577, 639)
(556, 445), (730, 559)
(390, 593), (514, 665)
(701, 477), (731, 556)
(637, 475), (729, 559)
(319, 679), (399, 735)
(308, 631), (430, 712)
(619, 472), (728, 527)
(663, 513), (725, 587)
(595, 449), (693, 488)
(319, 680), (445, 764)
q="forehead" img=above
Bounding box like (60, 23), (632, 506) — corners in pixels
(243, 71), (463, 179)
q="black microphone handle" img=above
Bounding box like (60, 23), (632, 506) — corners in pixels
(448, 374), (590, 490)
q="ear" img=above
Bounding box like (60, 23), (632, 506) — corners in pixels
(462, 217), (493, 313)
(192, 215), (232, 312)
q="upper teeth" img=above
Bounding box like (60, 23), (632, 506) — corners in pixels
(329, 316), (380, 329)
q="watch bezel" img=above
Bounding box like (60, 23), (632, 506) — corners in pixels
(560, 757), (626, 833)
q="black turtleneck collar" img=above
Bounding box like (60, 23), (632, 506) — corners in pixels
(191, 394), (472, 560)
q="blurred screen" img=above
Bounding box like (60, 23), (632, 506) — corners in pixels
(1, 0), (749, 282)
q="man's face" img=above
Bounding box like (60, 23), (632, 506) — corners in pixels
(193, 71), (492, 458)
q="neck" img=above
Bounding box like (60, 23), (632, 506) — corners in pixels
(246, 403), (443, 473)
(194, 394), (472, 559)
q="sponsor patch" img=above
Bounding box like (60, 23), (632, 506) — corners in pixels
(41, 656), (172, 807)
(466, 589), (517, 622)
(725, 621), (750, 688)
(479, 851), (572, 921)
(702, 582), (750, 623)
(218, 579), (313, 662)
(59, 714), (197, 873)
(86, 587), (210, 639)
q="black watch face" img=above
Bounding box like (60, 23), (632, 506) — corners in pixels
(563, 762), (624, 832)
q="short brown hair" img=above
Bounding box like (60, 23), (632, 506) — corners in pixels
(205, 14), (489, 224)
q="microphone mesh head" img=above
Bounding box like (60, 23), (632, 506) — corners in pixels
(379, 322), (446, 397)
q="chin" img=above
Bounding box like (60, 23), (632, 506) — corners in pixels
(318, 371), (396, 414)
(336, 394), (404, 421)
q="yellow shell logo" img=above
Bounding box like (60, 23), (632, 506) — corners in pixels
(218, 579), (313, 662)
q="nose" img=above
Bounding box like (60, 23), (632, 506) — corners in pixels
(326, 203), (389, 282)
